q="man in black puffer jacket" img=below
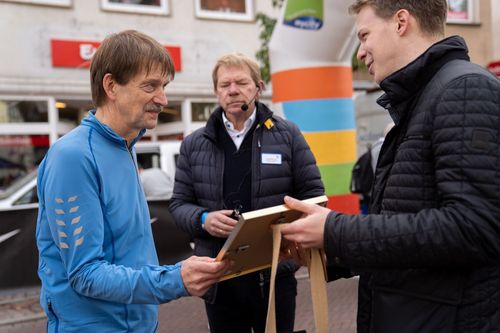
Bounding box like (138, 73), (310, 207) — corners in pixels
(281, 1), (500, 332)
(169, 53), (324, 333)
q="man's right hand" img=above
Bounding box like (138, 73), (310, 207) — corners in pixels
(180, 256), (229, 297)
(280, 196), (330, 249)
(204, 210), (238, 238)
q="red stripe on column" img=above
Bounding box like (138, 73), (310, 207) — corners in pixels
(327, 194), (360, 214)
(272, 66), (353, 102)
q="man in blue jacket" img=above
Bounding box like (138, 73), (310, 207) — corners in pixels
(36, 30), (228, 333)
(281, 1), (500, 332)
(169, 53), (324, 333)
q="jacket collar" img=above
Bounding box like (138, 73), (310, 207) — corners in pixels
(377, 35), (470, 125)
(81, 110), (146, 149)
(203, 101), (274, 142)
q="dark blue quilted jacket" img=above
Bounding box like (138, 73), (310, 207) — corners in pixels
(169, 102), (324, 298)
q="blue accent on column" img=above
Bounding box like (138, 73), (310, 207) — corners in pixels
(282, 98), (355, 132)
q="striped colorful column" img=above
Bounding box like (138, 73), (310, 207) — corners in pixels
(269, 0), (360, 213)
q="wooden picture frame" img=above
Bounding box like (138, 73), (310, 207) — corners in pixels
(216, 195), (328, 281)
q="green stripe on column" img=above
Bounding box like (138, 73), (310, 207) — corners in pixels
(318, 162), (354, 196)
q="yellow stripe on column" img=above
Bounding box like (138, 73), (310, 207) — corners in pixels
(304, 130), (357, 165)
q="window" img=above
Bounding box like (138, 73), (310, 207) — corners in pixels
(447, 0), (477, 24)
(0, 100), (48, 123)
(195, 0), (254, 22)
(158, 102), (182, 124)
(0, 0), (71, 6)
(191, 102), (217, 122)
(0, 135), (47, 190)
(56, 100), (93, 126)
(101, 0), (170, 15)
(137, 151), (161, 169)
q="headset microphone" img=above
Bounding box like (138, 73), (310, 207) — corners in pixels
(241, 88), (260, 112)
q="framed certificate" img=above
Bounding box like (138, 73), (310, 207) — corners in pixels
(216, 195), (328, 281)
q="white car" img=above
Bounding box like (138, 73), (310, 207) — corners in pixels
(0, 141), (191, 288)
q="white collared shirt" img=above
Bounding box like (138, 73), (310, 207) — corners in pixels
(222, 111), (256, 150)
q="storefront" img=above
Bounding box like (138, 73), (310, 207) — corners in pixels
(0, 93), (227, 189)
(0, 0), (282, 189)
(0, 96), (57, 189)
(0, 39), (208, 189)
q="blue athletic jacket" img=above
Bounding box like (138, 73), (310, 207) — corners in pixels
(36, 110), (187, 333)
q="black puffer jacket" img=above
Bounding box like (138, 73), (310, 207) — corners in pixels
(169, 102), (324, 294)
(325, 36), (500, 332)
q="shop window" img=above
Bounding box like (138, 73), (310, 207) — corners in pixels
(158, 102), (182, 124)
(192, 102), (217, 122)
(0, 135), (48, 190)
(0, 100), (48, 123)
(137, 152), (161, 170)
(57, 100), (93, 126)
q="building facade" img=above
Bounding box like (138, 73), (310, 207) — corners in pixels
(0, 0), (498, 191)
(354, 0), (500, 155)
(0, 0), (278, 189)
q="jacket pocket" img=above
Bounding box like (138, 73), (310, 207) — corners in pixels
(368, 269), (463, 333)
(371, 268), (464, 304)
(370, 289), (458, 333)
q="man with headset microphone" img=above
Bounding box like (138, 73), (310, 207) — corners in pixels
(169, 53), (324, 333)
(240, 89), (258, 111)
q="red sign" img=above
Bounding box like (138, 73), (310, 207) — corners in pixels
(487, 61), (500, 77)
(0, 135), (49, 147)
(51, 39), (182, 71)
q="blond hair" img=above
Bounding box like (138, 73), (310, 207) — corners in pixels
(212, 53), (261, 90)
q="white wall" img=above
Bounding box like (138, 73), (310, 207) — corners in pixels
(0, 0), (279, 99)
(491, 0), (500, 60)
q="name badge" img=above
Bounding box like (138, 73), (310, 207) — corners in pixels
(261, 153), (282, 165)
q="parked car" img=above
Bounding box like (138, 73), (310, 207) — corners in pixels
(0, 141), (192, 288)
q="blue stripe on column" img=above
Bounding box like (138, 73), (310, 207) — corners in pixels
(282, 98), (355, 132)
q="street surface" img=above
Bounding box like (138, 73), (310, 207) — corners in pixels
(0, 270), (358, 333)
